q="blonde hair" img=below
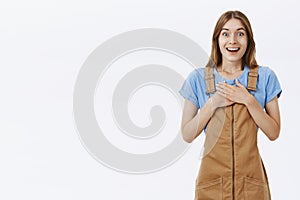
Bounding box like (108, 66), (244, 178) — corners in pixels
(206, 10), (258, 69)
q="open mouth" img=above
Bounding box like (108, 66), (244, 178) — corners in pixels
(226, 47), (240, 53)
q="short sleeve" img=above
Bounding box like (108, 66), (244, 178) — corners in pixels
(265, 69), (282, 105)
(178, 70), (200, 109)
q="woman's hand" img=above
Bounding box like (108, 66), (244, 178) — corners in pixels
(216, 79), (252, 105)
(210, 90), (235, 110)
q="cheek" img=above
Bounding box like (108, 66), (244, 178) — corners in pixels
(240, 38), (248, 48)
(240, 42), (248, 56)
(218, 39), (226, 49)
(218, 37), (225, 45)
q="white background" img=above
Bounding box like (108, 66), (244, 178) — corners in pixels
(0, 0), (299, 199)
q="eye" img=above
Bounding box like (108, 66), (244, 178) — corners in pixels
(221, 32), (229, 37)
(237, 32), (245, 37)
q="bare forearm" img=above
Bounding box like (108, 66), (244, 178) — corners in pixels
(245, 96), (280, 141)
(182, 99), (215, 143)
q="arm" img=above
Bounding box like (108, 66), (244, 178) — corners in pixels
(245, 95), (281, 141)
(181, 93), (234, 143)
(217, 79), (281, 141)
(180, 99), (214, 143)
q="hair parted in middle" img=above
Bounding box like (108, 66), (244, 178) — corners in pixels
(206, 10), (258, 69)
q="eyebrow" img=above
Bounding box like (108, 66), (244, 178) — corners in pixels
(221, 27), (246, 31)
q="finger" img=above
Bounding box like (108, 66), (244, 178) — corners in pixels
(216, 82), (228, 91)
(235, 79), (245, 88)
(222, 86), (234, 94)
(216, 84), (234, 94)
(217, 82), (228, 87)
(216, 85), (226, 95)
(216, 84), (223, 92)
(217, 90), (233, 102)
(218, 82), (236, 90)
(216, 90), (226, 98)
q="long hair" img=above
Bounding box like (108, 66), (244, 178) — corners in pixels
(206, 10), (258, 69)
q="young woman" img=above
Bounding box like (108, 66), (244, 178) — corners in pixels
(179, 10), (282, 199)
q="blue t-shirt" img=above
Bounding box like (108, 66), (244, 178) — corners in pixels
(179, 65), (282, 129)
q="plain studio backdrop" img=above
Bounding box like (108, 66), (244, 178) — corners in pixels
(0, 0), (298, 199)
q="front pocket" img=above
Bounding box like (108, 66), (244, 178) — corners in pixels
(244, 177), (270, 200)
(195, 177), (222, 200)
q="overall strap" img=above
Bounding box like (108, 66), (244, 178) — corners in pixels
(205, 66), (216, 94)
(247, 66), (259, 91)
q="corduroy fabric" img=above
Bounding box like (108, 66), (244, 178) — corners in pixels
(194, 66), (271, 200)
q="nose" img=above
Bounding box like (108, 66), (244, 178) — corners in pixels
(229, 34), (237, 44)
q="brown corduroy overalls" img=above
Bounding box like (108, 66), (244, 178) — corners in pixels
(195, 66), (271, 200)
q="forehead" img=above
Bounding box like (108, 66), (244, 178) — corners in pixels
(222, 18), (245, 30)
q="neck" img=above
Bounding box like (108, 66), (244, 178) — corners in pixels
(219, 60), (243, 73)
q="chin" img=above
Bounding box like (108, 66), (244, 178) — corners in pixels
(224, 57), (243, 62)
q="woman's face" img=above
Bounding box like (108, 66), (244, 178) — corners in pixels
(218, 18), (248, 64)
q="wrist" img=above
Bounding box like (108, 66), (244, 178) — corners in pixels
(245, 94), (255, 107)
(208, 97), (217, 112)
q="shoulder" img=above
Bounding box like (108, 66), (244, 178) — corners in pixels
(185, 67), (207, 94)
(257, 66), (280, 82)
(258, 66), (276, 76)
(189, 67), (206, 80)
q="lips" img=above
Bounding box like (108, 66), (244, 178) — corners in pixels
(226, 47), (240, 52)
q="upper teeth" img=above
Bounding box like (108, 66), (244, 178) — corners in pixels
(227, 47), (239, 51)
